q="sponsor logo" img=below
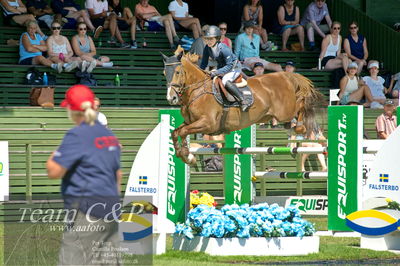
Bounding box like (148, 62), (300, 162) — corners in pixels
(139, 176), (148, 185)
(167, 117), (176, 216)
(368, 174), (399, 191)
(233, 132), (242, 203)
(290, 198), (328, 213)
(379, 174), (389, 183)
(94, 136), (119, 149)
(337, 114), (348, 220)
(346, 210), (400, 236)
(120, 213), (153, 241)
(129, 187), (157, 193)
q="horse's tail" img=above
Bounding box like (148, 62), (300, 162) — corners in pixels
(284, 72), (325, 133)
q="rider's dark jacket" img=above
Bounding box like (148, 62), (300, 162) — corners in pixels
(200, 42), (240, 76)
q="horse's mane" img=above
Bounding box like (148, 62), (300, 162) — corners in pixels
(181, 54), (207, 78)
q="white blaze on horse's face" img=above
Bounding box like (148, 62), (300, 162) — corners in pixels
(167, 86), (179, 105)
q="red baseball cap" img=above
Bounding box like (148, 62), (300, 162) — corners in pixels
(60, 84), (95, 111)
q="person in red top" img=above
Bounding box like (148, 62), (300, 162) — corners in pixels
(135, 0), (180, 49)
(218, 22), (232, 49)
(375, 99), (397, 139)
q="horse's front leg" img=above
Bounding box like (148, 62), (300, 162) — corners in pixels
(172, 124), (186, 159)
(174, 118), (213, 165)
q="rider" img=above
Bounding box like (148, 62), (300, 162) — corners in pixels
(200, 25), (251, 112)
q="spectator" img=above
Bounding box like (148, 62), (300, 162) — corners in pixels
(168, 0), (202, 39)
(19, 20), (62, 72)
(51, 0), (102, 36)
(394, 22), (400, 32)
(319, 22), (350, 72)
(47, 21), (81, 72)
(1, 0), (46, 36)
(343, 21), (369, 74)
(94, 97), (108, 126)
(47, 84), (122, 266)
(289, 116), (327, 172)
(284, 60), (296, 72)
(71, 22), (113, 72)
(86, 0), (130, 48)
(252, 61), (264, 76)
(218, 22), (232, 49)
(301, 0), (332, 51)
(338, 62), (373, 106)
(375, 99), (397, 139)
(235, 21), (282, 72)
(109, 0), (138, 48)
(135, 0), (179, 49)
(388, 72), (400, 101)
(200, 25), (251, 111)
(362, 60), (388, 108)
(277, 0), (304, 51)
(26, 0), (62, 30)
(242, 0), (268, 50)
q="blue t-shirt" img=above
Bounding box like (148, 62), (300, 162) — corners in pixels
(234, 33), (260, 61)
(53, 121), (121, 217)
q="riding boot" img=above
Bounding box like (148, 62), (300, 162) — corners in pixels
(225, 81), (251, 112)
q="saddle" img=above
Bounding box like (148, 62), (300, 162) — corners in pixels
(212, 75), (254, 108)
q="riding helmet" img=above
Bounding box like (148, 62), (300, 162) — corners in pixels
(204, 25), (221, 38)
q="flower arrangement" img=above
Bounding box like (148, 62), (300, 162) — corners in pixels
(175, 203), (315, 239)
(190, 190), (217, 209)
(386, 198), (400, 211)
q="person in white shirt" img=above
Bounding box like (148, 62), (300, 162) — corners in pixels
(94, 97), (108, 126)
(86, 0), (129, 47)
(362, 60), (388, 108)
(168, 0), (201, 39)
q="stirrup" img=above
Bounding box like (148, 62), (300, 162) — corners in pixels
(240, 99), (251, 112)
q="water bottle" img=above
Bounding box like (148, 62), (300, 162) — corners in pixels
(59, 53), (65, 62)
(114, 74), (120, 86)
(43, 72), (48, 86)
(142, 37), (147, 48)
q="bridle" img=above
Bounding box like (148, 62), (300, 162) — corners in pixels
(165, 60), (214, 106)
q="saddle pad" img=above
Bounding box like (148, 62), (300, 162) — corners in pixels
(212, 83), (254, 108)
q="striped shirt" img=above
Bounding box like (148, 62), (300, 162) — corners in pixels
(375, 113), (397, 139)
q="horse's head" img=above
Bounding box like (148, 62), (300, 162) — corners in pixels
(162, 51), (183, 105)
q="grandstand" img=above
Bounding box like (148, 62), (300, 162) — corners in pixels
(0, 0), (399, 221)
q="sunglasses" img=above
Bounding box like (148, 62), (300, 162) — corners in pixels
(52, 26), (61, 30)
(349, 26), (357, 29)
(79, 28), (87, 31)
(219, 28), (227, 31)
(333, 27), (341, 30)
(250, 42), (256, 49)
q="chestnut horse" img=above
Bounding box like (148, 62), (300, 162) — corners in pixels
(162, 53), (322, 164)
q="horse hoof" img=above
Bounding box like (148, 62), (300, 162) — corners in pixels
(187, 153), (197, 165)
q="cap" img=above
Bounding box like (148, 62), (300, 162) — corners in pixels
(253, 62), (264, 69)
(243, 21), (254, 29)
(368, 62), (379, 69)
(348, 62), (358, 69)
(285, 60), (295, 67)
(61, 84), (95, 111)
(384, 99), (394, 106)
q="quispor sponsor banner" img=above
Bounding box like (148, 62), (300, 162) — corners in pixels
(158, 110), (188, 224)
(0, 141), (9, 201)
(328, 106), (363, 231)
(224, 126), (255, 205)
(285, 196), (328, 215)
